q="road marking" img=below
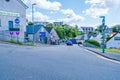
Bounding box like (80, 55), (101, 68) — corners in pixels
(84, 48), (120, 64)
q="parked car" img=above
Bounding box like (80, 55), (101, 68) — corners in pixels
(78, 41), (82, 46)
(66, 40), (73, 46)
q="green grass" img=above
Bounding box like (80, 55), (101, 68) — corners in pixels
(105, 49), (120, 53)
(99, 48), (120, 53)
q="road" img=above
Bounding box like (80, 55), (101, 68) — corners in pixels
(0, 43), (120, 80)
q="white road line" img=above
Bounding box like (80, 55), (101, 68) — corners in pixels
(84, 48), (120, 64)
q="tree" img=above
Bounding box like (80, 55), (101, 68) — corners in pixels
(28, 21), (33, 25)
(112, 25), (120, 32)
(96, 25), (108, 33)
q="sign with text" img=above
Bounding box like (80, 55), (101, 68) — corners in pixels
(39, 32), (46, 37)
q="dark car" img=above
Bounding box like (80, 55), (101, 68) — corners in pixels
(66, 40), (73, 45)
(78, 41), (82, 46)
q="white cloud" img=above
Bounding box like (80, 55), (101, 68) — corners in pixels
(84, 0), (120, 18)
(27, 11), (49, 22)
(85, 0), (102, 4)
(22, 0), (61, 11)
(59, 9), (85, 23)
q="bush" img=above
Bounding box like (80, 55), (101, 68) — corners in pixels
(9, 39), (16, 43)
(84, 40), (100, 47)
(16, 41), (23, 45)
(9, 39), (23, 45)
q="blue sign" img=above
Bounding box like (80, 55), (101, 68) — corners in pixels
(15, 18), (20, 24)
(102, 19), (105, 25)
(39, 32), (46, 37)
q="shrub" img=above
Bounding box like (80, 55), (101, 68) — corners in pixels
(10, 39), (16, 43)
(16, 41), (23, 45)
(9, 39), (23, 45)
(84, 40), (100, 47)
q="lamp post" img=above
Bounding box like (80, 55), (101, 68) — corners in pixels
(32, 3), (36, 43)
(100, 16), (105, 53)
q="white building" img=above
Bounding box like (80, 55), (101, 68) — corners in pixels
(90, 33), (102, 43)
(0, 0), (28, 42)
(106, 33), (120, 48)
(80, 27), (94, 33)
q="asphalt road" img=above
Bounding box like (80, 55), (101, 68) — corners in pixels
(0, 43), (120, 80)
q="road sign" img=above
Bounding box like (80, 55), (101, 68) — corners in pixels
(10, 32), (14, 35)
(39, 32), (46, 37)
(15, 18), (20, 24)
(16, 32), (20, 35)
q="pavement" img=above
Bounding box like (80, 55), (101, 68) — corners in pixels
(85, 47), (120, 62)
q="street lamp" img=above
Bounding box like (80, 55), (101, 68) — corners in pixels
(100, 16), (105, 53)
(32, 3), (36, 43)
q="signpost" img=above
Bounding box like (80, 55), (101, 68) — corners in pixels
(10, 32), (14, 40)
(9, 17), (20, 41)
(100, 16), (105, 53)
(16, 32), (20, 41)
(15, 17), (20, 28)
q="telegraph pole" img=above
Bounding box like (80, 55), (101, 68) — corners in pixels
(100, 16), (105, 53)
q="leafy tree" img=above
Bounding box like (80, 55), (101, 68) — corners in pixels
(46, 23), (80, 39)
(96, 25), (107, 33)
(112, 25), (120, 32)
(28, 21), (33, 25)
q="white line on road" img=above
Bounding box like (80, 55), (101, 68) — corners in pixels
(84, 48), (120, 64)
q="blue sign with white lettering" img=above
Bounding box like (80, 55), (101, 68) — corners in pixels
(39, 32), (46, 37)
(15, 18), (20, 24)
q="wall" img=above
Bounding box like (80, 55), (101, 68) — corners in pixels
(0, 0), (26, 41)
(106, 33), (120, 48)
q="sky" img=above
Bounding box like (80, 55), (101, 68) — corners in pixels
(22, 0), (120, 28)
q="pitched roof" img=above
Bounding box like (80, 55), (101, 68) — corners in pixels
(106, 32), (118, 42)
(26, 25), (44, 34)
(17, 0), (28, 9)
(44, 27), (53, 33)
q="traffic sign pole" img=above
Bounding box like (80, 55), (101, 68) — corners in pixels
(100, 16), (105, 53)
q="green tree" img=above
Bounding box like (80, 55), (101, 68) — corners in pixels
(96, 25), (108, 33)
(28, 21), (33, 25)
(112, 25), (120, 32)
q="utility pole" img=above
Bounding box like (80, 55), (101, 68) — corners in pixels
(32, 3), (36, 43)
(100, 16), (105, 53)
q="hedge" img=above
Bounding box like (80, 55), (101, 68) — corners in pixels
(84, 40), (100, 47)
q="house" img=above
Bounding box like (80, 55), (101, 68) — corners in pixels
(106, 32), (120, 48)
(80, 27), (94, 33)
(44, 27), (60, 44)
(26, 25), (60, 44)
(34, 22), (49, 26)
(53, 22), (63, 26)
(0, 0), (28, 42)
(90, 33), (102, 43)
(26, 25), (45, 43)
(105, 27), (112, 35)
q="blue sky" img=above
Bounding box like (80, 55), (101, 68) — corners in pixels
(22, 0), (120, 28)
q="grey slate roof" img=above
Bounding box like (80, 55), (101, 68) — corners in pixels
(17, 0), (28, 9)
(44, 27), (53, 33)
(26, 25), (44, 34)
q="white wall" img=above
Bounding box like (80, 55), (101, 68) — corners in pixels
(106, 33), (120, 48)
(0, 0), (26, 41)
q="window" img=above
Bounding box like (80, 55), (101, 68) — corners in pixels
(8, 21), (13, 28)
(114, 37), (120, 40)
(0, 19), (1, 27)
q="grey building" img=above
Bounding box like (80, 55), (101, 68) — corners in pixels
(0, 0), (28, 42)
(26, 25), (60, 44)
(53, 22), (63, 25)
